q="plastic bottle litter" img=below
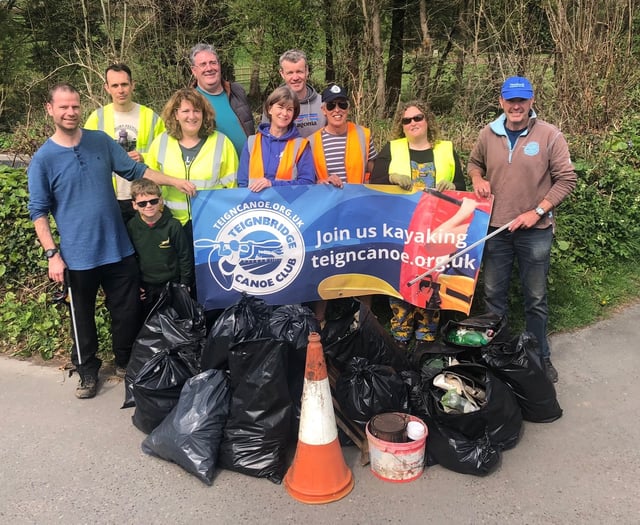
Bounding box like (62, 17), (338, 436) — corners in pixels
(446, 327), (494, 347)
(441, 389), (479, 414)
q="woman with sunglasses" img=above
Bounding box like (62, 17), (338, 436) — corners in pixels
(145, 88), (239, 246)
(237, 86), (316, 191)
(370, 100), (466, 350)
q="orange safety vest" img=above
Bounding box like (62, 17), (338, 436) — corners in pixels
(309, 122), (371, 183)
(247, 133), (307, 180)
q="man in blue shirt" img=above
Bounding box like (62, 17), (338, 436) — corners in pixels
(28, 83), (196, 400)
(189, 43), (255, 156)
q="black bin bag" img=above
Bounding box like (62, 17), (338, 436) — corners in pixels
(335, 356), (408, 429)
(201, 294), (272, 371)
(441, 312), (508, 349)
(323, 302), (411, 373)
(430, 363), (523, 451)
(131, 347), (200, 434)
(412, 363), (522, 474)
(142, 369), (231, 485)
(217, 339), (293, 483)
(124, 282), (206, 408)
(269, 304), (320, 435)
(481, 332), (563, 423)
(269, 303), (320, 359)
(409, 366), (501, 476)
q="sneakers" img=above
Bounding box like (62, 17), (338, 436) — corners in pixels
(75, 376), (98, 399)
(544, 358), (559, 383)
(115, 366), (127, 379)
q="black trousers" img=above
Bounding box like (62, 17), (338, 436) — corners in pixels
(67, 255), (142, 379)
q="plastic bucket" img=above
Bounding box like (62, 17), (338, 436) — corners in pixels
(366, 413), (428, 483)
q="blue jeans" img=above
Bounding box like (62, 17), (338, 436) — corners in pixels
(482, 226), (553, 357)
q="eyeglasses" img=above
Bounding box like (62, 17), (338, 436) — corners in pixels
(326, 100), (349, 111)
(135, 198), (160, 208)
(401, 114), (425, 125)
(195, 60), (219, 69)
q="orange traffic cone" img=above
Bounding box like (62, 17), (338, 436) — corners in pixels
(284, 332), (354, 504)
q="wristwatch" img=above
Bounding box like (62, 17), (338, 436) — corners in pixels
(534, 207), (546, 217)
(44, 248), (59, 259)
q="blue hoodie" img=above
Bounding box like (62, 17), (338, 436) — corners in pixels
(237, 122), (316, 187)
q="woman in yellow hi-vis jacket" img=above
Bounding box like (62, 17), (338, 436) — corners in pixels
(145, 88), (238, 246)
(370, 100), (466, 350)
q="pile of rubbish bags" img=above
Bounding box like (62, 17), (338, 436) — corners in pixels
(123, 284), (563, 484)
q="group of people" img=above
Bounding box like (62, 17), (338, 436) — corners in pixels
(27, 41), (576, 400)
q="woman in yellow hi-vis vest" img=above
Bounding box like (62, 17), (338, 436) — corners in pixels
(237, 86), (316, 192)
(370, 100), (466, 350)
(145, 89), (238, 247)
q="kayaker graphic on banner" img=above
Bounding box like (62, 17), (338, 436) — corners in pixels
(191, 184), (492, 313)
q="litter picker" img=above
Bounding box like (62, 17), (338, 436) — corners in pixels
(406, 219), (516, 288)
(64, 269), (83, 366)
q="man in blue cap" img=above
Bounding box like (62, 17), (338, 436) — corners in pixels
(467, 76), (577, 383)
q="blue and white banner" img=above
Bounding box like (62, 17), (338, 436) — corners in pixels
(192, 184), (493, 313)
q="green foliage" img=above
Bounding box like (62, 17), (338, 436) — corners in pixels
(0, 166), (44, 280)
(561, 121), (640, 267)
(0, 167), (111, 362)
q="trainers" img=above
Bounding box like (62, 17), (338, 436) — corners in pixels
(115, 366), (127, 379)
(544, 358), (559, 383)
(75, 376), (98, 399)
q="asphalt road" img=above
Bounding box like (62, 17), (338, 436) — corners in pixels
(1, 302), (639, 524)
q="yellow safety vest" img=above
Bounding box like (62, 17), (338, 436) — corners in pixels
(84, 103), (164, 152)
(145, 131), (239, 225)
(388, 138), (456, 184)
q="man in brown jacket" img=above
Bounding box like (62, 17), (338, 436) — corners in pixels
(468, 76), (576, 383)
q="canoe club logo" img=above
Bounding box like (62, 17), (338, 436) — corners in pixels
(194, 206), (305, 295)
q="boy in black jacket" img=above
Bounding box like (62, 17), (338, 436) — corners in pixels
(128, 179), (194, 315)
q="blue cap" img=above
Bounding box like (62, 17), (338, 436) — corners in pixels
(501, 76), (534, 100)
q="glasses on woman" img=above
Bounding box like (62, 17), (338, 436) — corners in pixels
(326, 100), (349, 111)
(401, 114), (425, 125)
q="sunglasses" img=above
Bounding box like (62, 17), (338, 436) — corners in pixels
(326, 100), (349, 111)
(135, 198), (160, 208)
(401, 114), (425, 125)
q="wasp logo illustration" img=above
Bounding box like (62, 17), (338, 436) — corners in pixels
(194, 209), (305, 295)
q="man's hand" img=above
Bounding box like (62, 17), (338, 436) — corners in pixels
(128, 151), (143, 163)
(48, 254), (67, 283)
(509, 210), (543, 231)
(389, 173), (413, 190)
(435, 180), (455, 192)
(470, 171), (491, 198)
(173, 179), (197, 196)
(320, 174), (344, 188)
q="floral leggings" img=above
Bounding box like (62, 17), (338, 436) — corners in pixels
(389, 297), (440, 343)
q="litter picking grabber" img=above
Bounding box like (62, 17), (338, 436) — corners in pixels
(64, 269), (83, 366)
(406, 219), (516, 288)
